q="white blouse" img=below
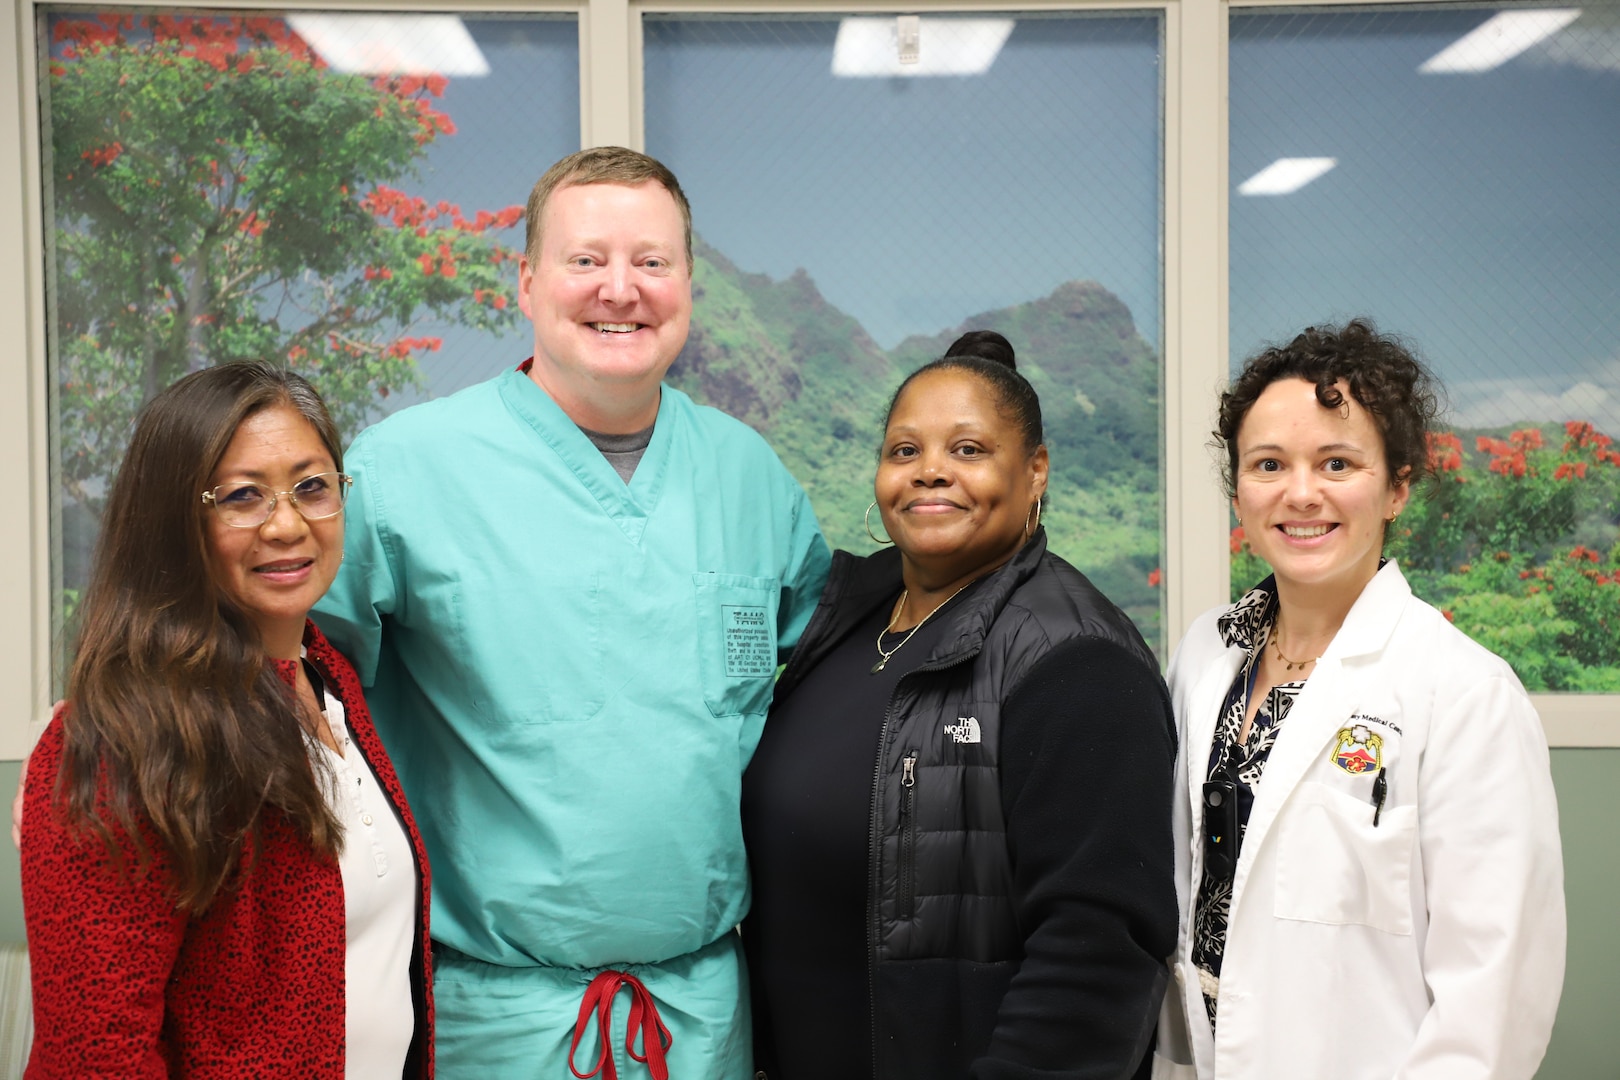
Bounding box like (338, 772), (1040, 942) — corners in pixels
(308, 665), (418, 1079)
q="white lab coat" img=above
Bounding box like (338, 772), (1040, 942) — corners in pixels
(1153, 560), (1565, 1080)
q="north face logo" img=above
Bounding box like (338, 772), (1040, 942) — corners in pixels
(943, 717), (982, 744)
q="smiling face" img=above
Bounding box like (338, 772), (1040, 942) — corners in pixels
(876, 368), (1048, 591)
(1234, 378), (1410, 606)
(517, 180), (692, 432)
(204, 405), (344, 660)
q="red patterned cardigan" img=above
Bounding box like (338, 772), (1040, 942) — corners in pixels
(21, 621), (434, 1079)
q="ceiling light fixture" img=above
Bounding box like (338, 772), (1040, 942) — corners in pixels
(287, 14), (491, 77)
(1237, 157), (1338, 197)
(832, 16), (1015, 78)
(1419, 9), (1581, 74)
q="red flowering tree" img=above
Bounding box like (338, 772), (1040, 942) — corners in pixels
(1229, 419), (1620, 688)
(1391, 422), (1619, 576)
(49, 14), (524, 505)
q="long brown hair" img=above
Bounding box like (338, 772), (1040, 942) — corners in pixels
(59, 362), (345, 912)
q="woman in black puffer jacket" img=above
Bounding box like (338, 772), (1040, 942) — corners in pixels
(742, 330), (1178, 1080)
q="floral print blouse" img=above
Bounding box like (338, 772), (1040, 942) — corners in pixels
(1191, 578), (1306, 1027)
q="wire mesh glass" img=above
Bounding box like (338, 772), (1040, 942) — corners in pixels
(1229, 4), (1620, 690)
(39, 8), (579, 685)
(644, 11), (1167, 649)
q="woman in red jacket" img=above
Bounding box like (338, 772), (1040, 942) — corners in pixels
(21, 362), (432, 1078)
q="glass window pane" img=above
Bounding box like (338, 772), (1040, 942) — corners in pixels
(1230, 5), (1620, 691)
(645, 12), (1166, 648)
(42, 9), (579, 682)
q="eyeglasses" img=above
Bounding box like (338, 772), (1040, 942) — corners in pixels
(202, 472), (352, 529)
(1202, 779), (1238, 882)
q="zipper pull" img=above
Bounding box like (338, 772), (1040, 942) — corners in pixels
(1371, 766), (1387, 827)
(901, 754), (917, 788)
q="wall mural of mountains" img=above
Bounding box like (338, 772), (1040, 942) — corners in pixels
(668, 238), (1165, 648)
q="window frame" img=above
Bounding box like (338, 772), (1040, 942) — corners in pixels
(0, 0), (1609, 753)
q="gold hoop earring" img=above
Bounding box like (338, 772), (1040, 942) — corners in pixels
(865, 502), (894, 546)
(1024, 495), (1044, 539)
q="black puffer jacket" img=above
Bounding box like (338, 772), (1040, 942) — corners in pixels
(757, 532), (1178, 1080)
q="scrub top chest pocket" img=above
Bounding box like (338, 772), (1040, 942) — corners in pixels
(693, 572), (780, 717)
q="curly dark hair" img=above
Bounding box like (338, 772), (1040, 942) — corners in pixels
(1216, 319), (1441, 496)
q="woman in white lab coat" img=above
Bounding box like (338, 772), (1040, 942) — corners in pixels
(1154, 320), (1565, 1080)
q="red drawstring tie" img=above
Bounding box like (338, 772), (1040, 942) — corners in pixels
(568, 970), (673, 1080)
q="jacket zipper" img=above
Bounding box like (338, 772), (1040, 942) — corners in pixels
(897, 752), (919, 921)
(868, 657), (972, 1080)
(867, 692), (897, 1080)
(858, 559), (1012, 1078)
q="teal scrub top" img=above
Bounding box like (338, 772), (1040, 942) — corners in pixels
(314, 366), (830, 970)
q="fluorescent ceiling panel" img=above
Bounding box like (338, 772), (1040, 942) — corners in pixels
(1419, 9), (1581, 74)
(1238, 157), (1338, 197)
(832, 17), (1015, 78)
(287, 14), (490, 77)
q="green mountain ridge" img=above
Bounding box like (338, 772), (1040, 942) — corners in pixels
(668, 239), (1165, 648)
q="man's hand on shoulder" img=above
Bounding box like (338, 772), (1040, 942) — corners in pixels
(10, 751), (27, 850)
(11, 700), (63, 848)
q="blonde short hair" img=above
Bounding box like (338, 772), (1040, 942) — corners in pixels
(524, 146), (693, 266)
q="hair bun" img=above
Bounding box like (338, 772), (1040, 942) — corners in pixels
(944, 330), (1016, 371)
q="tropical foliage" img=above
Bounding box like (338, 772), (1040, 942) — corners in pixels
(47, 13), (524, 505)
(1230, 420), (1620, 690)
(46, 11), (1618, 687)
(669, 255), (1164, 646)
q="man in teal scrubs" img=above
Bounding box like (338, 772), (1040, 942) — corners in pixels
(313, 148), (830, 1077)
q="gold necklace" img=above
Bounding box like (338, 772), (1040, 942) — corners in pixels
(1269, 618), (1323, 672)
(872, 583), (970, 674)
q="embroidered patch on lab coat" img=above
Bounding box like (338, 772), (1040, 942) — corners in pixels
(1332, 724), (1383, 774)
